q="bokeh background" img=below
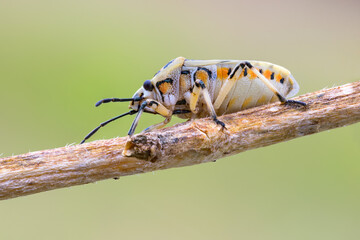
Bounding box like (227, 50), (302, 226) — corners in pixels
(1, 0), (360, 239)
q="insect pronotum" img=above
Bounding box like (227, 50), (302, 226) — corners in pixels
(81, 57), (306, 144)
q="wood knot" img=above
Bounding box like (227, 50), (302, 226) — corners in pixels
(122, 134), (161, 162)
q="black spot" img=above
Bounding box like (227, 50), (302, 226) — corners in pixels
(195, 80), (206, 89)
(227, 68), (232, 76)
(270, 72), (274, 80)
(259, 69), (263, 74)
(280, 78), (284, 84)
(181, 70), (190, 75)
(176, 99), (186, 105)
(229, 65), (241, 79)
(244, 68), (248, 77)
(245, 61), (253, 69)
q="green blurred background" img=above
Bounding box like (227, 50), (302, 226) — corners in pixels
(1, 0), (359, 239)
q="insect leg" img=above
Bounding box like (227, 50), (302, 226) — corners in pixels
(128, 100), (172, 136)
(190, 79), (226, 128)
(142, 117), (172, 133)
(244, 62), (306, 106)
(213, 62), (245, 110)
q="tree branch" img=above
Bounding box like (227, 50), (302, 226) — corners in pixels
(1, 81), (359, 200)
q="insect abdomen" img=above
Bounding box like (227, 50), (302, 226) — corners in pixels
(213, 61), (299, 115)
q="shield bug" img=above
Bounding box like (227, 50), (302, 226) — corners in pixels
(81, 57), (305, 144)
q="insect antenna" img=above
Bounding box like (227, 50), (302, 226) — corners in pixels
(95, 97), (143, 107)
(81, 110), (137, 144)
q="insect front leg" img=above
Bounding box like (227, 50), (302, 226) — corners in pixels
(190, 79), (226, 128)
(243, 62), (306, 107)
(128, 99), (172, 136)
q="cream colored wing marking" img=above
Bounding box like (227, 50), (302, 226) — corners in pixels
(184, 59), (242, 67)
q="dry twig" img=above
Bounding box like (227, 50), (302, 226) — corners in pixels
(1, 81), (359, 200)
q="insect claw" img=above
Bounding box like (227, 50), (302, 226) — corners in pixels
(284, 100), (307, 107)
(213, 117), (226, 129)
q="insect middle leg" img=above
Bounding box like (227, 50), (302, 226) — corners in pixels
(213, 62), (245, 110)
(190, 79), (226, 128)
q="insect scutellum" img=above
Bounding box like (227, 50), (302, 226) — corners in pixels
(81, 57), (306, 144)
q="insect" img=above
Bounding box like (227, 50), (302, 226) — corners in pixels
(81, 57), (306, 144)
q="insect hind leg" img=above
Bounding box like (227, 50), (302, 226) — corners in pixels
(190, 79), (226, 129)
(244, 62), (306, 107)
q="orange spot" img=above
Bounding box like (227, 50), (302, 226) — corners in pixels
(195, 70), (208, 85)
(248, 69), (257, 80)
(242, 96), (252, 109)
(217, 67), (229, 80)
(263, 69), (272, 79)
(239, 69), (244, 78)
(158, 82), (171, 94)
(276, 73), (282, 82)
(256, 95), (268, 105)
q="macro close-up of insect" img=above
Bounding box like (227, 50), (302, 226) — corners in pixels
(81, 57), (306, 144)
(2, 2), (360, 239)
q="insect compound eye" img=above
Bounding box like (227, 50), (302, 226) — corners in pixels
(143, 80), (154, 91)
